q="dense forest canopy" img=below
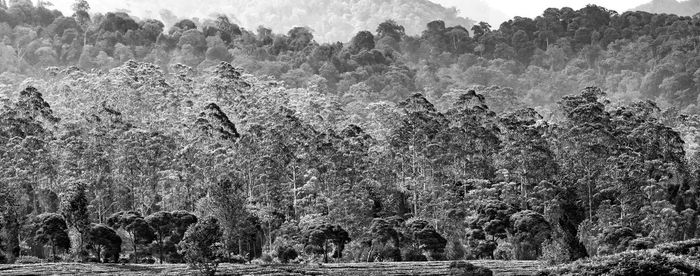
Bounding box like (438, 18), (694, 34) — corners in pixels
(2, 0), (700, 270)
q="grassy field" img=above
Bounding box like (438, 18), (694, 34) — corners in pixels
(0, 260), (544, 275)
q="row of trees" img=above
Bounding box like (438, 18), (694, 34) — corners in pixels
(1, 58), (699, 265)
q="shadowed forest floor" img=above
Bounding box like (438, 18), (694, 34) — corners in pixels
(0, 260), (544, 275)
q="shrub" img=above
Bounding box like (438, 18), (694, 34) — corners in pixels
(229, 254), (247, 264)
(445, 240), (466, 260)
(379, 245), (402, 262)
(401, 246), (427, 262)
(655, 239), (700, 256)
(140, 257), (156, 264)
(448, 261), (494, 276)
(494, 242), (515, 260)
(628, 237), (655, 251)
(341, 240), (368, 262)
(15, 256), (42, 264)
(409, 220), (447, 260)
(276, 245), (298, 263)
(536, 250), (700, 276)
(260, 253), (273, 263)
(539, 239), (572, 265)
(178, 217), (222, 276)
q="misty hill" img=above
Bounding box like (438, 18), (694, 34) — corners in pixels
(54, 0), (475, 42)
(436, 0), (510, 27)
(633, 0), (700, 16)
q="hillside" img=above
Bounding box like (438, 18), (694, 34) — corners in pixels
(51, 0), (476, 42)
(434, 0), (510, 27)
(633, 0), (700, 16)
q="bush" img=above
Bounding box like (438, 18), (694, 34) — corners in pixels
(536, 251), (700, 276)
(655, 239), (700, 256)
(15, 256), (42, 264)
(628, 237), (655, 251)
(445, 240), (466, 260)
(260, 253), (273, 263)
(341, 240), (368, 262)
(250, 258), (269, 265)
(539, 239), (572, 265)
(379, 245), (402, 262)
(402, 246), (427, 262)
(276, 245), (298, 263)
(229, 254), (247, 264)
(178, 217), (222, 276)
(448, 261), (494, 276)
(140, 257), (156, 264)
(494, 242), (515, 260)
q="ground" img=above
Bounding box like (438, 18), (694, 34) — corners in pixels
(0, 260), (544, 275)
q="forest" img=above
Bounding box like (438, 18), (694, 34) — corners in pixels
(2, 0), (700, 275)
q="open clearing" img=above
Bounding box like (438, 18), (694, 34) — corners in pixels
(0, 260), (544, 275)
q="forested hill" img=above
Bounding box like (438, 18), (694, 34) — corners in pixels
(2, 1), (700, 116)
(633, 0), (700, 16)
(52, 0), (476, 42)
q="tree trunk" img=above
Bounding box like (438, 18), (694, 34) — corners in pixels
(159, 236), (164, 264)
(96, 245), (102, 263)
(238, 237), (243, 260)
(323, 240), (329, 263)
(292, 167), (297, 218)
(132, 232), (138, 262)
(267, 220), (272, 252)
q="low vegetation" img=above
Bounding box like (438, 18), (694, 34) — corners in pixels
(537, 250), (700, 276)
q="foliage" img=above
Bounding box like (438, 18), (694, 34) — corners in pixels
(536, 251), (700, 276)
(86, 224), (121, 263)
(275, 244), (298, 263)
(178, 216), (222, 276)
(33, 213), (70, 260)
(106, 210), (155, 261)
(302, 222), (351, 263)
(14, 255), (42, 264)
(655, 239), (700, 256)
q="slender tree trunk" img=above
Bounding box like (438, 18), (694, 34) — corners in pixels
(323, 240), (328, 263)
(366, 243), (373, 262)
(238, 237), (243, 259)
(132, 232), (138, 262)
(159, 236), (164, 264)
(292, 167), (297, 218)
(96, 245), (102, 263)
(587, 179), (592, 220)
(267, 220), (272, 252)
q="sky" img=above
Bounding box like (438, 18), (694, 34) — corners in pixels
(47, 0), (656, 27)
